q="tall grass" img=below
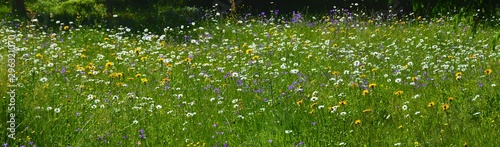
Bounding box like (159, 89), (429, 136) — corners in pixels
(1, 9), (500, 146)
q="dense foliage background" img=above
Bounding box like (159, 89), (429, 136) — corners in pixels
(2, 0), (500, 32)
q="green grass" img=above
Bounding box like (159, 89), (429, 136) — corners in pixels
(1, 11), (500, 147)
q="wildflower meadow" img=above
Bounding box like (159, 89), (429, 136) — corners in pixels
(2, 6), (500, 147)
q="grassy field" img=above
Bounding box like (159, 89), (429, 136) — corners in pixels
(1, 10), (500, 146)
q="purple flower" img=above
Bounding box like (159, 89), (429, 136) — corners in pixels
(140, 134), (145, 139)
(312, 122), (316, 125)
(2, 143), (7, 147)
(139, 129), (144, 133)
(61, 66), (66, 74)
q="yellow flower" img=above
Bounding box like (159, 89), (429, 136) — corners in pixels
(109, 73), (117, 78)
(245, 49), (253, 54)
(394, 90), (403, 95)
(251, 55), (259, 60)
(141, 56), (148, 61)
(158, 58), (165, 63)
(448, 97), (454, 102)
(104, 37), (110, 41)
(141, 78), (148, 83)
(354, 119), (361, 125)
(308, 109), (315, 115)
(338, 100), (347, 105)
(484, 69), (493, 75)
(455, 72), (462, 77)
(362, 89), (369, 96)
(332, 71), (339, 76)
(127, 77), (134, 81)
(184, 57), (192, 62)
(87, 71), (93, 76)
(64, 26), (69, 30)
(165, 63), (173, 68)
(455, 76), (461, 81)
(296, 99), (304, 106)
(411, 76), (418, 81)
(442, 103), (450, 111)
(368, 83), (376, 89)
(135, 74), (142, 78)
(134, 47), (141, 54)
(362, 109), (371, 113)
(116, 73), (123, 78)
(105, 61), (113, 68)
(328, 106), (334, 112)
(310, 102), (318, 109)
(428, 102), (435, 107)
